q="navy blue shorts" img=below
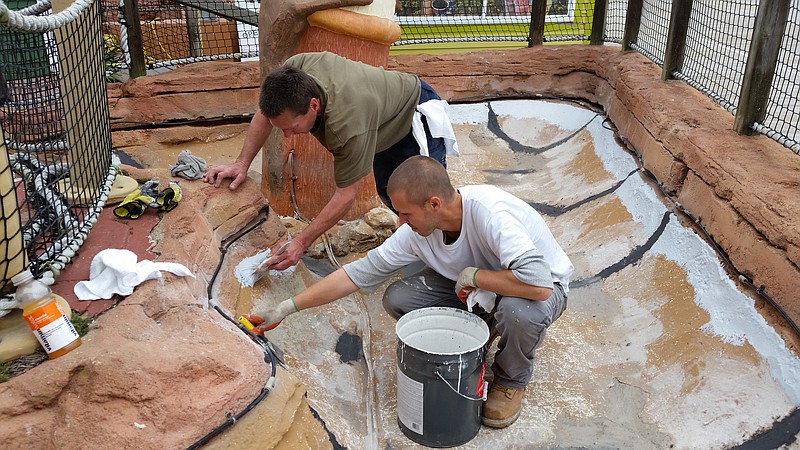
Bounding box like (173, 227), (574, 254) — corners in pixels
(372, 79), (448, 212)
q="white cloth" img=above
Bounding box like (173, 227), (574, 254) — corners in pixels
(74, 249), (195, 300)
(466, 288), (496, 313)
(411, 99), (460, 157)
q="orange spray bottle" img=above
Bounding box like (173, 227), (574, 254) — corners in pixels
(12, 270), (81, 359)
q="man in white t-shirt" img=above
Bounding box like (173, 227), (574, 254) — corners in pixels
(245, 155), (574, 428)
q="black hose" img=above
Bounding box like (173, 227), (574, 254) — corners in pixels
(186, 205), (279, 450)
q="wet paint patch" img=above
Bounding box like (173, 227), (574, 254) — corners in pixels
(335, 331), (363, 364)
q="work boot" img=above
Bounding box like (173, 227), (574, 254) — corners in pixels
(482, 382), (525, 428)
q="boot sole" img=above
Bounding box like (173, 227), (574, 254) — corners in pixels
(481, 406), (521, 428)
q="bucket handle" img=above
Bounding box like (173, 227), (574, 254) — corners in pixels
(435, 370), (488, 402)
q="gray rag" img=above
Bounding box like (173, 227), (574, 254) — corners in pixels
(171, 149), (206, 180)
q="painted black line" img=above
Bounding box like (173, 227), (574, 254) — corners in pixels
(528, 169), (638, 217)
(732, 407), (800, 450)
(570, 211), (672, 289)
(486, 102), (598, 154)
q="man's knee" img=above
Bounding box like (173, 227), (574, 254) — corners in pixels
(382, 281), (407, 320)
(496, 297), (553, 332)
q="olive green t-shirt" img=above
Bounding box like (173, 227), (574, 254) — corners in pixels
(284, 52), (421, 188)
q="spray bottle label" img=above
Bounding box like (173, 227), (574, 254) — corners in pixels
(23, 300), (80, 354)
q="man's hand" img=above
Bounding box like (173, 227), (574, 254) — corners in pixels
(266, 239), (307, 271)
(204, 160), (249, 190)
(455, 267), (481, 302)
(245, 298), (300, 335)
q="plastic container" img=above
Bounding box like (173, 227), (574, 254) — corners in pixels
(11, 270), (81, 359)
(395, 307), (489, 448)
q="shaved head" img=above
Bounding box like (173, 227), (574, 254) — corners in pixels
(387, 156), (456, 205)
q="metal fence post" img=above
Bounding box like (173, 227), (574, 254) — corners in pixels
(662, 0), (692, 81)
(734, 0), (791, 135)
(622, 0), (643, 51)
(528, 0), (547, 46)
(589, 0), (608, 45)
(123, 0), (146, 78)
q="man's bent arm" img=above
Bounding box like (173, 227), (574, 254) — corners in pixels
(270, 178), (362, 270)
(476, 269), (553, 301)
(204, 110), (274, 189)
(474, 251), (555, 301)
(237, 111), (273, 168)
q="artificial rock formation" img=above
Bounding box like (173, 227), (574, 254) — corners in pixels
(0, 169), (331, 448)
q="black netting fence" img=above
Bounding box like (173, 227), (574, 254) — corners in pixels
(101, 0), (258, 78)
(678, 1), (758, 113)
(634, 0), (670, 64)
(757, 3), (800, 148)
(0, 0), (115, 294)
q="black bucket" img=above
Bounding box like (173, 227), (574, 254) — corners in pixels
(395, 307), (489, 448)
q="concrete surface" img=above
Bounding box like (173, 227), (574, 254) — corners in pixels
(225, 99), (800, 449)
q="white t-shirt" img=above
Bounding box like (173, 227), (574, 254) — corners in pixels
(374, 185), (573, 289)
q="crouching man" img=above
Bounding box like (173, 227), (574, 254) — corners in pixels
(246, 155), (573, 427)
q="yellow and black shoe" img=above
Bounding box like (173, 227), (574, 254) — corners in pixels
(113, 189), (155, 219)
(156, 181), (182, 212)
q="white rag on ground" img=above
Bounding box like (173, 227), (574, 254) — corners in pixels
(412, 99), (460, 157)
(74, 249), (195, 300)
(466, 288), (496, 313)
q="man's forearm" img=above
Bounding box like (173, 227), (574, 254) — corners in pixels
(476, 269), (553, 301)
(294, 181), (360, 249)
(293, 268), (359, 310)
(237, 111), (273, 167)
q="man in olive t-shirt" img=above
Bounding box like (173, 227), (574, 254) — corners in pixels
(204, 52), (455, 270)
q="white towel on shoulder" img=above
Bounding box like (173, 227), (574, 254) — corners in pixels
(412, 99), (460, 157)
(74, 249), (194, 300)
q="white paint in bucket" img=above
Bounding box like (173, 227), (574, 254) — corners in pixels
(397, 307), (489, 355)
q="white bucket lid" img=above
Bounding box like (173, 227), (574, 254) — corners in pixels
(396, 307), (489, 355)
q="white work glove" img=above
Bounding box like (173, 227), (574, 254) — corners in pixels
(455, 267), (481, 302)
(244, 298), (300, 335)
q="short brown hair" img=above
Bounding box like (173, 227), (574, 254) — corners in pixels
(387, 156), (455, 205)
(259, 66), (321, 117)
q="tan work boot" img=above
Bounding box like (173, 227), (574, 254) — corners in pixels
(482, 382), (525, 428)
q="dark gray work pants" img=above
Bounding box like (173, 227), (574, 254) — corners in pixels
(383, 266), (567, 389)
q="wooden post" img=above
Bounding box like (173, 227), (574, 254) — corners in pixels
(528, 0), (547, 46)
(123, 0), (146, 78)
(589, 0), (608, 45)
(662, 0), (692, 80)
(185, 6), (203, 58)
(734, 0), (791, 135)
(622, 0), (643, 51)
(0, 127), (28, 285)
